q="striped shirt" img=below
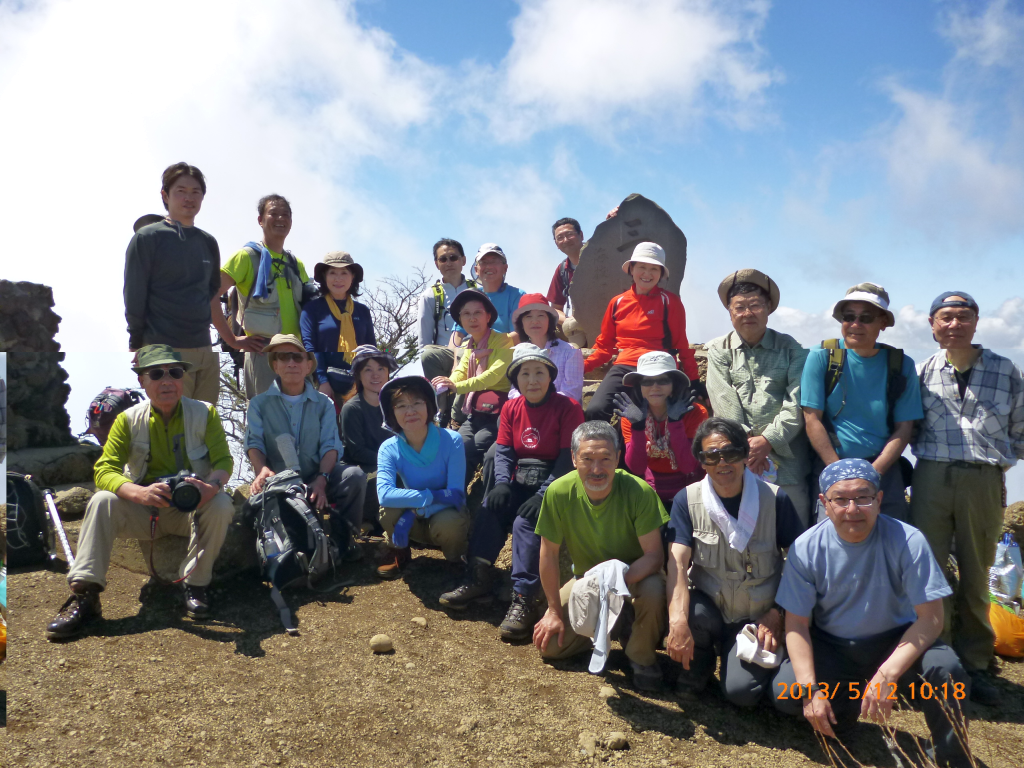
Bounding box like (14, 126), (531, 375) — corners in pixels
(912, 347), (1024, 468)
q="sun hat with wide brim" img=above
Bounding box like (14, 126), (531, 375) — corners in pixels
(132, 344), (193, 374)
(717, 269), (781, 313)
(378, 376), (438, 432)
(313, 251), (364, 286)
(621, 350), (690, 389)
(511, 293), (559, 324)
(831, 282), (895, 328)
(506, 343), (559, 388)
(263, 333), (314, 361)
(620, 241), (669, 279)
(449, 289), (498, 327)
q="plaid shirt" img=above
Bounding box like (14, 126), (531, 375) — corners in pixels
(706, 328), (811, 486)
(913, 347), (1024, 468)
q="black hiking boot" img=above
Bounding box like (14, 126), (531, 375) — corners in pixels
(499, 592), (545, 641)
(45, 582), (102, 642)
(968, 669), (1000, 706)
(438, 559), (496, 610)
(184, 585), (212, 620)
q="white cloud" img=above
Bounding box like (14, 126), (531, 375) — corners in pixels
(943, 0), (1024, 68)
(475, 0), (778, 140)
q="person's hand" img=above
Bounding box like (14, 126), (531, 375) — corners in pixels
(803, 695), (838, 739)
(516, 493), (543, 524)
(612, 392), (644, 425)
(606, 206), (619, 220)
(860, 669), (897, 724)
(250, 466), (275, 494)
(748, 435), (772, 463)
(533, 606), (565, 652)
(431, 376), (455, 393)
(308, 475), (329, 511)
(125, 482), (172, 509)
(229, 335), (268, 354)
(677, 387), (698, 414)
(747, 455), (770, 476)
(666, 620), (695, 668)
(432, 488), (464, 508)
(486, 482), (513, 511)
(755, 607), (782, 654)
(318, 381), (334, 398)
(581, 348), (593, 359)
(181, 476), (219, 508)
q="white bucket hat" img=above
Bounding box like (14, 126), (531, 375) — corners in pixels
(831, 282), (895, 328)
(620, 241), (668, 279)
(621, 350), (690, 388)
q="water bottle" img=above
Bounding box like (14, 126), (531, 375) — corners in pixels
(263, 528), (280, 559)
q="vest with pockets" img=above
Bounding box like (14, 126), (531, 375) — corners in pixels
(821, 339), (907, 434)
(686, 480), (782, 625)
(236, 245), (305, 338)
(255, 388), (326, 481)
(431, 278), (479, 344)
(124, 398), (213, 484)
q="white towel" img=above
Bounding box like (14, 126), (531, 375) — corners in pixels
(701, 468), (760, 552)
(568, 560), (631, 674)
(734, 623), (781, 668)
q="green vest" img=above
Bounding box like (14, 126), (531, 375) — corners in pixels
(255, 384), (330, 481)
(124, 398), (212, 483)
(686, 480), (782, 625)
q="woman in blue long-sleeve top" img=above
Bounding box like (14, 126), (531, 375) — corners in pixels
(300, 251), (375, 410)
(375, 376), (469, 580)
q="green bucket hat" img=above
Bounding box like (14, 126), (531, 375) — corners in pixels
(132, 344), (192, 374)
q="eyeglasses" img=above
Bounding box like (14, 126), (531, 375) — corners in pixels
(273, 352), (307, 363)
(841, 313), (879, 325)
(826, 496), (876, 509)
(698, 447), (747, 465)
(641, 376), (672, 387)
(144, 367), (185, 381)
(730, 301), (766, 316)
(435, 255), (461, 264)
(934, 312), (977, 327)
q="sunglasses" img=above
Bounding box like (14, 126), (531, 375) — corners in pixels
(144, 367), (185, 381)
(698, 447), (747, 465)
(273, 352), (307, 363)
(435, 255), (461, 264)
(640, 376), (672, 387)
(841, 312), (879, 325)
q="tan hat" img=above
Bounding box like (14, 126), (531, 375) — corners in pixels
(264, 333), (313, 361)
(718, 269), (781, 313)
(314, 251), (364, 285)
(831, 282), (895, 328)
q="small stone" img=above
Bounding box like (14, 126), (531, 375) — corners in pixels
(405, 663), (415, 669)
(264, 718), (274, 726)
(604, 732), (629, 751)
(599, 685), (616, 699)
(58, 659), (67, 667)
(370, 634), (393, 653)
(578, 732), (598, 757)
(455, 717), (478, 736)
(411, 617), (428, 629)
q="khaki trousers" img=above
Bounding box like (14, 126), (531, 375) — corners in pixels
(379, 506), (469, 562)
(910, 458), (1004, 671)
(243, 350), (276, 400)
(173, 345), (220, 405)
(542, 571), (667, 667)
(68, 490), (234, 588)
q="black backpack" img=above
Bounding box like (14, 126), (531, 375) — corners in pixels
(244, 470), (345, 634)
(6, 473), (55, 567)
(82, 387), (146, 445)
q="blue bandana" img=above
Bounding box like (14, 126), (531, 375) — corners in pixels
(819, 459), (880, 495)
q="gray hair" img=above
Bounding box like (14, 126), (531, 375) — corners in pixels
(571, 420), (620, 455)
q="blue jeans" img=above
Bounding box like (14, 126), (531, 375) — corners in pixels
(468, 481), (541, 597)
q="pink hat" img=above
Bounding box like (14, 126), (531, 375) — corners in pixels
(511, 293), (558, 323)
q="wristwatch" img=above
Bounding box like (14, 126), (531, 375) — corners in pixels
(212, 478), (224, 490)
(320, 472), (331, 482)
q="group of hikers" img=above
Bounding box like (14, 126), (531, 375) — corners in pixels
(43, 162), (1024, 766)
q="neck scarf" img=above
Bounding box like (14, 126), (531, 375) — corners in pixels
(462, 329), (492, 415)
(246, 240), (277, 300)
(325, 294), (358, 364)
(397, 424), (440, 468)
(701, 468), (760, 552)
(644, 412), (678, 471)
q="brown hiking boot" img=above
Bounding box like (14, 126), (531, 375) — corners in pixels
(45, 582), (102, 641)
(376, 547), (411, 580)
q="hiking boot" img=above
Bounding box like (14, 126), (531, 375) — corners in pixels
(499, 591), (544, 641)
(438, 559), (496, 610)
(376, 547), (411, 580)
(184, 585), (212, 620)
(968, 670), (999, 706)
(45, 582), (102, 641)
(630, 659), (664, 692)
(675, 665), (713, 700)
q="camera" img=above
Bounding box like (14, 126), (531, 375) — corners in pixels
(156, 470), (203, 512)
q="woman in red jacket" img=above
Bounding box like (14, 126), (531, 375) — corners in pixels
(583, 242), (699, 422)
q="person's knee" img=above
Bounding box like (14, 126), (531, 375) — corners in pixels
(200, 493), (235, 525)
(722, 671), (765, 708)
(632, 573), (666, 608)
(86, 490), (121, 517)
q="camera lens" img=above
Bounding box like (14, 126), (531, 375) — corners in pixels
(171, 480), (202, 512)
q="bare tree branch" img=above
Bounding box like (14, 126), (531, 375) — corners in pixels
(364, 265), (431, 367)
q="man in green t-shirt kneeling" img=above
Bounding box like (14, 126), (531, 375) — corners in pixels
(533, 421), (669, 691)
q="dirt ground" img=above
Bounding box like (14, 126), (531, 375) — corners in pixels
(2, 538), (1024, 768)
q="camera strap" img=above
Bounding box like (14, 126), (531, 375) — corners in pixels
(144, 507), (200, 586)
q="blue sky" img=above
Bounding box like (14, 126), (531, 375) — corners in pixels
(2, 0), (1022, 497)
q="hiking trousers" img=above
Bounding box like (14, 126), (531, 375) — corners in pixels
(69, 490), (234, 588)
(318, 463), (368, 536)
(541, 571), (666, 667)
(174, 345), (220, 405)
(910, 458), (1004, 672)
(243, 349), (275, 400)
(380, 506), (469, 562)
(468, 482), (542, 597)
(584, 364), (635, 422)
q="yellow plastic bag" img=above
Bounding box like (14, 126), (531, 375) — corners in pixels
(991, 601), (1024, 658)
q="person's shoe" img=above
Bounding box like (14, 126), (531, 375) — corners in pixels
(499, 592), (545, 641)
(342, 541), (364, 563)
(630, 659), (664, 693)
(438, 559), (496, 610)
(45, 582), (102, 641)
(184, 585), (212, 620)
(967, 669), (1000, 706)
(376, 547), (411, 580)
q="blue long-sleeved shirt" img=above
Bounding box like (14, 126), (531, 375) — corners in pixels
(299, 295), (375, 383)
(376, 427), (465, 518)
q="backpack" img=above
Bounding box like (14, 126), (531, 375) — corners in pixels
(82, 387), (146, 445)
(431, 279), (479, 344)
(822, 339), (908, 433)
(6, 473), (55, 568)
(244, 470), (345, 634)
(612, 289), (678, 357)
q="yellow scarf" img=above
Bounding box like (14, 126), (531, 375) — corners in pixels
(325, 294), (357, 363)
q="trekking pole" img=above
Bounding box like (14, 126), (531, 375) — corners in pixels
(42, 490), (76, 568)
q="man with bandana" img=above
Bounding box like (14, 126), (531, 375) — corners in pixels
(911, 291), (1024, 705)
(772, 459), (971, 768)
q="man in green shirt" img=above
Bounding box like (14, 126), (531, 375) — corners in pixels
(533, 421), (669, 691)
(211, 194), (311, 399)
(46, 346), (235, 641)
